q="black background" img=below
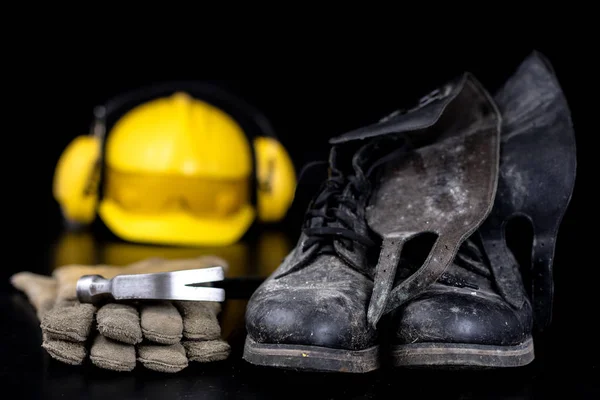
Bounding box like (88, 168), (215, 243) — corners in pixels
(2, 41), (597, 398)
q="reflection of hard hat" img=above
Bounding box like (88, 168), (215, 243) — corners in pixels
(51, 230), (292, 278)
(52, 231), (97, 268)
(100, 92), (255, 246)
(53, 83), (297, 247)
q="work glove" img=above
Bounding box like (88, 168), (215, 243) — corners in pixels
(10, 256), (231, 373)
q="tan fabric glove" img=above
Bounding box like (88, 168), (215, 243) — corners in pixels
(10, 256), (231, 373)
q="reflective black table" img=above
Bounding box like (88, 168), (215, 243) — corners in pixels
(2, 228), (598, 399)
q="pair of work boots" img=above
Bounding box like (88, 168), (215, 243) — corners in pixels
(243, 51), (576, 372)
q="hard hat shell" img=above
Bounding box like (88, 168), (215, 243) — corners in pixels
(98, 92), (256, 246)
(105, 92), (252, 179)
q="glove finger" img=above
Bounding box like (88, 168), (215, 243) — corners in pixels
(90, 334), (136, 372)
(140, 302), (182, 344)
(41, 333), (86, 365)
(183, 339), (231, 363)
(174, 301), (221, 341)
(97, 303), (142, 344)
(41, 300), (96, 342)
(10, 272), (57, 320)
(137, 343), (188, 373)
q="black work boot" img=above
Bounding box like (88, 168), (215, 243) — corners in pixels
(243, 139), (402, 373)
(387, 52), (576, 368)
(243, 73), (499, 373)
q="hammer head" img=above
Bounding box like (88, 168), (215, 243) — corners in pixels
(76, 267), (226, 305)
(76, 274), (113, 304)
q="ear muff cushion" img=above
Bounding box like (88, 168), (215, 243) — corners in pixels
(254, 136), (296, 222)
(53, 135), (101, 224)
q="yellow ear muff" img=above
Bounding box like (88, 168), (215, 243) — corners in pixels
(53, 135), (102, 225)
(254, 136), (296, 222)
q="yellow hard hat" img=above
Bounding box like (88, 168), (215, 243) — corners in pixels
(53, 82), (296, 247)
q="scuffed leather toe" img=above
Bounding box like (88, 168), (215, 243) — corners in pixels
(391, 289), (531, 347)
(246, 286), (377, 351)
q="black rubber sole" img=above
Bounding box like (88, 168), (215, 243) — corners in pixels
(391, 336), (534, 369)
(243, 337), (380, 373)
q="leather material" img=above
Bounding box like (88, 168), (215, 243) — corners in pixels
(245, 252), (377, 350)
(330, 78), (459, 145)
(359, 74), (501, 327)
(479, 51), (577, 331)
(245, 52), (575, 356)
(390, 236), (533, 347)
(245, 76), (480, 352)
(393, 287), (531, 346)
(245, 139), (387, 351)
(389, 51), (575, 348)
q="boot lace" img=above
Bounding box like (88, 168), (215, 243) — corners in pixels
(303, 135), (414, 255)
(301, 160), (375, 253)
(275, 135), (413, 281)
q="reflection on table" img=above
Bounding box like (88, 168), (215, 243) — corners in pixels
(51, 229), (293, 278)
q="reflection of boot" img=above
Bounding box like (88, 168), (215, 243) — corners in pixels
(389, 52), (576, 368)
(219, 299), (249, 352)
(255, 230), (293, 277)
(243, 74), (499, 373)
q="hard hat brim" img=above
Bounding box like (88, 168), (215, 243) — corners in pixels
(98, 199), (255, 247)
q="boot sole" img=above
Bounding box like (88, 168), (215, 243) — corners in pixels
(391, 336), (534, 369)
(243, 337), (380, 373)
